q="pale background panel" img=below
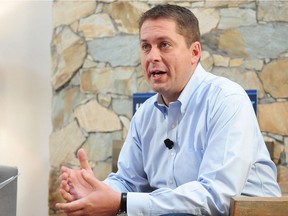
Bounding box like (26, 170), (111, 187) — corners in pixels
(0, 1), (52, 216)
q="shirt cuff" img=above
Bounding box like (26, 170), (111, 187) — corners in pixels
(127, 192), (150, 216)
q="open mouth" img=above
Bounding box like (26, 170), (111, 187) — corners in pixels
(151, 71), (166, 77)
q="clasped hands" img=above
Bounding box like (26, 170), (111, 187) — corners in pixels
(56, 148), (121, 216)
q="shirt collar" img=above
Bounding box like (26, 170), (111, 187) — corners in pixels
(178, 63), (207, 113)
(154, 94), (167, 114)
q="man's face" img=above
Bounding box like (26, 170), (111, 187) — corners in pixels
(140, 18), (200, 104)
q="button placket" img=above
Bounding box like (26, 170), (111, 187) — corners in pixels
(166, 102), (181, 188)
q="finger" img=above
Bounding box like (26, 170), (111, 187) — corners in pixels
(58, 167), (70, 186)
(56, 198), (84, 212)
(60, 172), (69, 181)
(59, 188), (75, 202)
(60, 178), (80, 202)
(60, 179), (70, 193)
(77, 148), (92, 171)
(60, 166), (72, 175)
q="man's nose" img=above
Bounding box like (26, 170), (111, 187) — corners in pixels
(147, 47), (161, 62)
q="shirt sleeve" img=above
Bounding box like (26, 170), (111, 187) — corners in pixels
(103, 113), (152, 193)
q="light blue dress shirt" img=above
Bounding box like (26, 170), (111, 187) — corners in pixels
(104, 64), (281, 215)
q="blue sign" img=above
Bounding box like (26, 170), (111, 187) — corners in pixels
(133, 92), (156, 114)
(245, 89), (257, 116)
(133, 90), (257, 115)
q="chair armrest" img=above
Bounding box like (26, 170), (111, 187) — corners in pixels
(230, 196), (288, 216)
(0, 165), (18, 216)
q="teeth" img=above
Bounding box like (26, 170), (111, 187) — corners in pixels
(152, 71), (165, 76)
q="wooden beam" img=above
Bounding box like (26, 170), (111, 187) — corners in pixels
(230, 196), (288, 216)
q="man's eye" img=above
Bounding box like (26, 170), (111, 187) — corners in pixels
(142, 44), (151, 51)
(160, 42), (170, 49)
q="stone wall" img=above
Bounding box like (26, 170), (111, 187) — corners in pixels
(49, 0), (288, 215)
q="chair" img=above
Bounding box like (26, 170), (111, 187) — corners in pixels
(230, 196), (288, 216)
(0, 165), (18, 216)
(230, 141), (288, 215)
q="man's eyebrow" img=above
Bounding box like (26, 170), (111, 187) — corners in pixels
(140, 39), (148, 43)
(140, 37), (172, 43)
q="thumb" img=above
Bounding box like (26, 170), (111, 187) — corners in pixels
(77, 148), (92, 172)
(81, 169), (100, 189)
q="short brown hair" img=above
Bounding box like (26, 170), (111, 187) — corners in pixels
(138, 4), (200, 47)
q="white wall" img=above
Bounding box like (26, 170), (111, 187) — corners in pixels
(0, 1), (52, 216)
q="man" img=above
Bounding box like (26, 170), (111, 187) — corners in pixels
(56, 4), (281, 216)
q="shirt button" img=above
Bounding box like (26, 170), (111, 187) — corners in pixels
(170, 151), (175, 156)
(169, 179), (174, 185)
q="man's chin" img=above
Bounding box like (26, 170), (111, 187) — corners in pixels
(151, 86), (165, 94)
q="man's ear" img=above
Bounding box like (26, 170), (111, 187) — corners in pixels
(190, 41), (201, 65)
